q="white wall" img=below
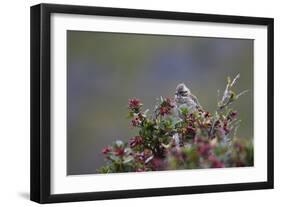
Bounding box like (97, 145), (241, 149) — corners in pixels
(0, 0), (279, 206)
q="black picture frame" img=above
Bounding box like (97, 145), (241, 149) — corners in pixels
(30, 3), (274, 204)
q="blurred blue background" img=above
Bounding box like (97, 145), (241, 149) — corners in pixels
(67, 31), (253, 175)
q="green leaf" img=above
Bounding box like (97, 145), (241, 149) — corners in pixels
(115, 140), (124, 148)
(127, 111), (134, 118)
(109, 154), (119, 162)
(123, 155), (134, 164)
(180, 107), (189, 116)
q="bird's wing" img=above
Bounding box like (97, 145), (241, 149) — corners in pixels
(190, 93), (202, 109)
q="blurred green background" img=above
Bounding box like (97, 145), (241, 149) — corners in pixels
(67, 31), (253, 175)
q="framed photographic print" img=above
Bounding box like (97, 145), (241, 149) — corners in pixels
(30, 3), (274, 203)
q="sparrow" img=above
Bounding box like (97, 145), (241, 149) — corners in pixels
(175, 83), (202, 114)
(171, 83), (202, 147)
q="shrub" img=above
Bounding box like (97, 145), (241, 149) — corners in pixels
(98, 74), (253, 173)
